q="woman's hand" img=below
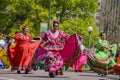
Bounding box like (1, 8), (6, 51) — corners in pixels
(31, 40), (37, 43)
(9, 39), (15, 44)
(109, 44), (115, 48)
(102, 45), (111, 50)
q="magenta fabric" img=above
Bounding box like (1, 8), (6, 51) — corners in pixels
(59, 34), (80, 64)
(72, 53), (87, 71)
(71, 49), (93, 71)
(34, 34), (80, 66)
(41, 30), (68, 50)
(47, 52), (63, 72)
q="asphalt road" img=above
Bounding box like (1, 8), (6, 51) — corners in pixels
(0, 69), (120, 80)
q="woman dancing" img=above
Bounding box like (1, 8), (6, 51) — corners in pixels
(87, 32), (117, 76)
(8, 24), (40, 74)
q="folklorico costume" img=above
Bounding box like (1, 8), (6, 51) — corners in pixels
(33, 22), (80, 77)
(113, 43), (120, 76)
(113, 55), (120, 75)
(8, 24), (40, 73)
(0, 49), (10, 68)
(0, 36), (6, 69)
(87, 39), (117, 76)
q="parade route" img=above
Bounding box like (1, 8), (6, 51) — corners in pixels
(0, 69), (119, 80)
(0, 77), (15, 80)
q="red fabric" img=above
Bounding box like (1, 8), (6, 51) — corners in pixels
(113, 64), (120, 74)
(8, 33), (40, 70)
(113, 54), (120, 74)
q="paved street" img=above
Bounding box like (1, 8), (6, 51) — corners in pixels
(0, 69), (119, 80)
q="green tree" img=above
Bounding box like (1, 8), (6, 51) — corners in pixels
(0, 0), (99, 47)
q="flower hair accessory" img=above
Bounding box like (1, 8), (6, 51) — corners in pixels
(53, 19), (59, 24)
(22, 24), (28, 29)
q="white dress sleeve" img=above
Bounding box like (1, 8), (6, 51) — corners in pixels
(80, 44), (85, 52)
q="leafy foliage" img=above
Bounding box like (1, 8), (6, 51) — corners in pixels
(0, 0), (99, 47)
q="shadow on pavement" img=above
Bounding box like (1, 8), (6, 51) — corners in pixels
(0, 72), (17, 74)
(23, 75), (70, 78)
(0, 71), (34, 74)
(99, 78), (119, 80)
(79, 74), (101, 78)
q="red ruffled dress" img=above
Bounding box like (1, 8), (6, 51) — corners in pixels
(8, 33), (40, 71)
(113, 54), (120, 74)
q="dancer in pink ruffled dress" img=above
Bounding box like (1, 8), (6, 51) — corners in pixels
(33, 20), (80, 77)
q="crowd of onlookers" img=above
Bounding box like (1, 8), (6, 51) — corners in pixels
(0, 33), (13, 69)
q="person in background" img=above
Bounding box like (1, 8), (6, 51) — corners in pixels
(0, 33), (5, 49)
(113, 43), (120, 77)
(87, 32), (117, 76)
(8, 24), (40, 74)
(3, 35), (11, 49)
(0, 33), (5, 69)
(115, 43), (120, 59)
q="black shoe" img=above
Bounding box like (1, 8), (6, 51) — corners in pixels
(32, 63), (38, 71)
(25, 69), (30, 74)
(75, 70), (78, 72)
(101, 74), (106, 77)
(98, 73), (100, 75)
(49, 72), (55, 78)
(17, 71), (21, 74)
